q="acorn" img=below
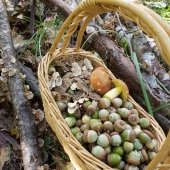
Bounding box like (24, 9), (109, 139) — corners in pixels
(98, 98), (111, 109)
(128, 114), (139, 126)
(73, 110), (81, 119)
(110, 131), (119, 136)
(89, 119), (103, 132)
(111, 134), (122, 146)
(123, 101), (134, 110)
(75, 133), (83, 143)
(117, 108), (131, 119)
(121, 129), (136, 142)
(82, 114), (91, 124)
(76, 119), (83, 127)
(67, 88), (75, 95)
(130, 109), (139, 116)
(103, 121), (114, 132)
(91, 145), (106, 160)
(97, 134), (111, 147)
(83, 130), (98, 143)
(56, 101), (67, 112)
(48, 66), (56, 75)
(141, 148), (149, 162)
(139, 118), (150, 128)
(143, 129), (154, 139)
(109, 112), (121, 123)
(80, 123), (90, 133)
(123, 142), (134, 153)
(98, 109), (109, 121)
(112, 146), (124, 156)
(107, 107), (116, 113)
(138, 151), (145, 163)
(138, 132), (151, 144)
(116, 161), (125, 170)
(114, 119), (126, 132)
(87, 105), (97, 115)
(83, 101), (92, 109)
(146, 139), (157, 150)
(92, 111), (99, 119)
(65, 117), (76, 128)
(88, 143), (96, 150)
(125, 165), (139, 170)
(127, 151), (141, 166)
(125, 124), (133, 130)
(111, 98), (123, 108)
(148, 152), (157, 161)
(71, 127), (81, 136)
(133, 125), (142, 136)
(133, 139), (143, 151)
(107, 153), (121, 167)
(104, 145), (111, 154)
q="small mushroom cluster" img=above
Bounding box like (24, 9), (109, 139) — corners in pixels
(50, 60), (158, 170)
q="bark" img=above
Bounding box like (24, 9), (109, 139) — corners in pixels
(131, 31), (170, 92)
(29, 0), (36, 35)
(0, 1), (43, 170)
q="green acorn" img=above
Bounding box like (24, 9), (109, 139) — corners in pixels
(107, 153), (121, 167)
(91, 145), (106, 160)
(139, 118), (150, 128)
(65, 117), (76, 128)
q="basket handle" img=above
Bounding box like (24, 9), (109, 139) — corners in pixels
(49, 0), (170, 65)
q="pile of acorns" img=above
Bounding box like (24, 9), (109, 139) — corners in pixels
(56, 66), (158, 170)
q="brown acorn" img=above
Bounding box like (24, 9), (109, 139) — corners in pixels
(114, 119), (126, 132)
(98, 98), (111, 109)
(128, 114), (139, 126)
(103, 121), (114, 132)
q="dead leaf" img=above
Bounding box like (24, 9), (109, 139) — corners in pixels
(83, 58), (93, 70)
(10, 57), (16, 63)
(71, 62), (81, 77)
(33, 109), (45, 121)
(8, 68), (17, 77)
(25, 91), (34, 99)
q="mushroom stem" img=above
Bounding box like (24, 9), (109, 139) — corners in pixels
(104, 87), (122, 100)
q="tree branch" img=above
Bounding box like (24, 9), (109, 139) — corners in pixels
(0, 1), (43, 169)
(40, 0), (72, 17)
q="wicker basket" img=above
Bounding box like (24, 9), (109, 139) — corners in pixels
(38, 0), (170, 169)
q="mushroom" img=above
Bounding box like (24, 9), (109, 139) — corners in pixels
(112, 79), (129, 100)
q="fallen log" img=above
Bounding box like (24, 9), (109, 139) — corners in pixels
(0, 1), (43, 169)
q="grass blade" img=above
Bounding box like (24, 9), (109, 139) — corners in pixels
(153, 102), (170, 112)
(131, 52), (154, 116)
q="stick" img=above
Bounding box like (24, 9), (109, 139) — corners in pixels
(17, 61), (40, 96)
(29, 0), (36, 35)
(40, 0), (72, 17)
(0, 1), (43, 169)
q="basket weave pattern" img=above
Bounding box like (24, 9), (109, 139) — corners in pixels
(38, 0), (170, 169)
